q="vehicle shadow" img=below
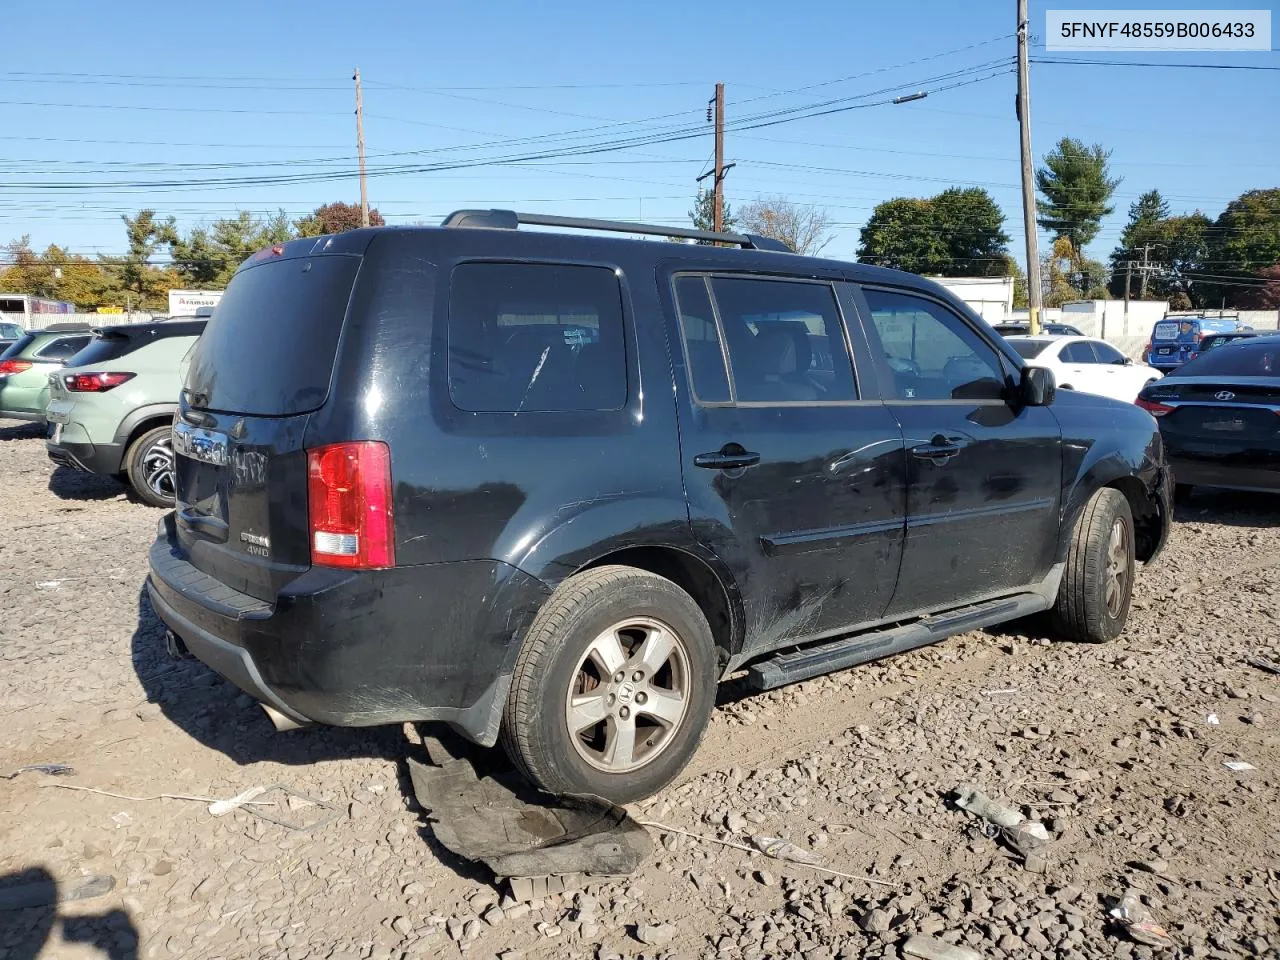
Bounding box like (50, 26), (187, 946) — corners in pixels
(47, 466), (128, 503)
(129, 585), (406, 768)
(0, 420), (43, 441)
(1174, 488), (1280, 529)
(0, 866), (139, 960)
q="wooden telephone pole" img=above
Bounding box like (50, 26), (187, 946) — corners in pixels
(713, 83), (725, 233)
(1016, 0), (1042, 335)
(354, 68), (370, 228)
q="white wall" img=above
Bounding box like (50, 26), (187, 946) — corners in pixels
(930, 276), (1015, 323)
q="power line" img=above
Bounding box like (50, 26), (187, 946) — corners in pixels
(1031, 57), (1280, 71)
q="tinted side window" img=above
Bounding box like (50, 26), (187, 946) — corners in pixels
(1092, 341), (1126, 364)
(36, 335), (91, 361)
(1060, 342), (1095, 363)
(708, 277), (856, 403)
(448, 262), (626, 413)
(862, 289), (1006, 401)
(672, 276), (730, 403)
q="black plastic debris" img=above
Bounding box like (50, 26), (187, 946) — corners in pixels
(408, 756), (652, 899)
(2, 763), (74, 780)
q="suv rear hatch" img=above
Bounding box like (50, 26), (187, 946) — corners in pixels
(174, 246), (363, 603)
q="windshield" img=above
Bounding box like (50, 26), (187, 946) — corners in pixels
(1008, 339), (1051, 360)
(1177, 341), (1280, 377)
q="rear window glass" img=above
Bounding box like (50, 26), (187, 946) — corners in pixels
(1008, 339), (1049, 360)
(447, 262), (627, 413)
(184, 255), (359, 415)
(35, 335), (91, 361)
(65, 335), (133, 368)
(1178, 342), (1280, 377)
(1152, 322), (1180, 340)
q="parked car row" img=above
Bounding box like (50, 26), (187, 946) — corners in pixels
(5, 214), (1271, 805)
(0, 318), (204, 506)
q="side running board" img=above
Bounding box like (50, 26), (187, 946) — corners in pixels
(746, 593), (1049, 691)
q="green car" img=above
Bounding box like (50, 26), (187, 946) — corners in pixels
(45, 319), (206, 507)
(0, 325), (96, 423)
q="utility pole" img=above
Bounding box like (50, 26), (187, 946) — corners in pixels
(1123, 259), (1133, 332)
(1016, 0), (1042, 335)
(354, 68), (370, 228)
(1139, 243), (1151, 298)
(713, 82), (725, 233)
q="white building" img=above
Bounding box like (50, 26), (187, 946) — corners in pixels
(929, 276), (1015, 323)
(1060, 300), (1168, 339)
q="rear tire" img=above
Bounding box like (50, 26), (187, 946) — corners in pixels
(1051, 488), (1134, 644)
(501, 565), (717, 803)
(125, 425), (176, 508)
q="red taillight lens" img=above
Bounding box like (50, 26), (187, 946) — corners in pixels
(307, 441), (394, 569)
(64, 371), (135, 392)
(1136, 398), (1175, 417)
(0, 359), (32, 375)
(1188, 352), (1198, 361)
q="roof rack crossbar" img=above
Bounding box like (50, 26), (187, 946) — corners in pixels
(441, 208), (792, 253)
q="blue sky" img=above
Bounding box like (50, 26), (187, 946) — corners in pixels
(2, 0), (1276, 271)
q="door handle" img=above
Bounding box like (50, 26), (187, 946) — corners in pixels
(909, 436), (968, 464)
(694, 447), (761, 470)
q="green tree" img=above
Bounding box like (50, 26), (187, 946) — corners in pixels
(171, 209), (296, 287)
(1109, 190), (1169, 297)
(294, 201), (385, 238)
(857, 198), (947, 272)
(1201, 188), (1280, 306)
(119, 210), (180, 310)
(668, 187), (736, 243)
(857, 188), (1011, 277)
(1035, 137), (1120, 250)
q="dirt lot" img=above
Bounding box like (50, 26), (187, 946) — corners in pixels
(2, 417), (1278, 960)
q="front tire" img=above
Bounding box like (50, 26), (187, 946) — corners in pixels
(501, 565), (717, 803)
(1051, 488), (1135, 644)
(125, 425), (176, 508)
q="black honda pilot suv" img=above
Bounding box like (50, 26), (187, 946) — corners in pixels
(147, 211), (1172, 802)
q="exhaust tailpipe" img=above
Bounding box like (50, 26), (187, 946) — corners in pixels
(164, 630), (191, 659)
(261, 703), (308, 732)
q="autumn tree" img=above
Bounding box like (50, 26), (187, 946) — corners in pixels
(294, 201), (385, 238)
(1036, 137), (1120, 250)
(738, 196), (833, 256)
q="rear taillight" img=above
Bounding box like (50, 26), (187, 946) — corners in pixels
(307, 441), (394, 569)
(1136, 398), (1175, 417)
(0, 359), (32, 376)
(1188, 352), (1198, 361)
(64, 371), (135, 392)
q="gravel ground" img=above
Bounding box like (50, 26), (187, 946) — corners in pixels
(1, 417), (1278, 960)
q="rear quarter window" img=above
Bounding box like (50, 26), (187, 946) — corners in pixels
(446, 262), (627, 413)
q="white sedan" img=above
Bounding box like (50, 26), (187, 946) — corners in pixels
(1004, 335), (1163, 403)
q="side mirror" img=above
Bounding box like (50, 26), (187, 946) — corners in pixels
(1019, 365), (1056, 406)
(1121, 356), (1133, 366)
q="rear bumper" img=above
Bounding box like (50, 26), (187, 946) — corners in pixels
(1170, 455), (1280, 494)
(145, 514), (551, 745)
(46, 437), (125, 475)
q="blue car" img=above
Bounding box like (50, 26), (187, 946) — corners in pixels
(1144, 316), (1246, 372)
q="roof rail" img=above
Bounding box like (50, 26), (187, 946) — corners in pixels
(441, 208), (793, 254)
